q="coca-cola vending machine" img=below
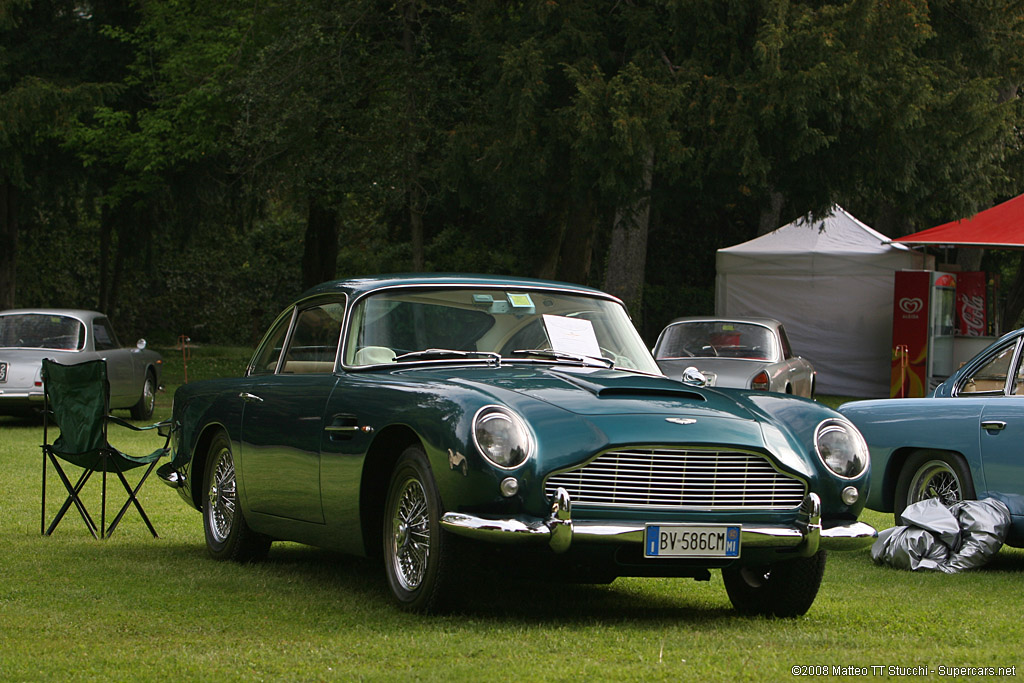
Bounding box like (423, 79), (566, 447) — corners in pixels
(891, 270), (957, 398)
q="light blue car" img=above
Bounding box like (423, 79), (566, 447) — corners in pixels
(839, 328), (1024, 547)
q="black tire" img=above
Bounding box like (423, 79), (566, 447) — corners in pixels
(130, 371), (157, 420)
(383, 445), (461, 613)
(894, 450), (976, 524)
(722, 550), (827, 618)
(203, 432), (271, 562)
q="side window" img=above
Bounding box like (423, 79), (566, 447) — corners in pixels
(280, 303), (346, 374)
(778, 326), (794, 360)
(93, 318), (120, 351)
(959, 342), (1017, 396)
(250, 310), (293, 376)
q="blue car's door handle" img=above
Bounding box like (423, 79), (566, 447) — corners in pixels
(981, 420), (1007, 432)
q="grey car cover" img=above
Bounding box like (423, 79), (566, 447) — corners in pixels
(871, 497), (1011, 573)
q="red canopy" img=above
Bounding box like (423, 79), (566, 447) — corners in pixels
(895, 193), (1024, 248)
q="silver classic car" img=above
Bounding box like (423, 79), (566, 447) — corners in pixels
(654, 317), (816, 397)
(0, 309), (163, 419)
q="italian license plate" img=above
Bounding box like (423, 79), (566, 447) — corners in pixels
(644, 524), (741, 558)
(0, 362), (6, 383)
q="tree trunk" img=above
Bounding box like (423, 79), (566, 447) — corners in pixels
(402, 0), (425, 270)
(1001, 252), (1024, 331)
(302, 199), (339, 289)
(556, 196), (597, 285)
(99, 205), (114, 313)
(603, 151), (654, 321)
(757, 191), (784, 236)
(0, 179), (17, 309)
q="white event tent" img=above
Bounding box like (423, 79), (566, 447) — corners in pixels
(715, 206), (932, 397)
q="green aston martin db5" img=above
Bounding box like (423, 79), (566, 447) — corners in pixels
(159, 274), (876, 616)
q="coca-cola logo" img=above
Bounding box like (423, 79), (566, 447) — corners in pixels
(899, 297), (924, 315)
(960, 293), (985, 335)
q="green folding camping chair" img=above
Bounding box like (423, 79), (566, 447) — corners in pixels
(41, 358), (171, 539)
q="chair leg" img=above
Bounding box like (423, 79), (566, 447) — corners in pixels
(105, 460), (160, 538)
(43, 454), (100, 539)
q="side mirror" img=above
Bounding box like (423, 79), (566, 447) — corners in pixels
(681, 366), (708, 387)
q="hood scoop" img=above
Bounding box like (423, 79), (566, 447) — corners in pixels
(548, 369), (706, 402)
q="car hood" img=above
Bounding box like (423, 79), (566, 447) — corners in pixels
(394, 364), (758, 420)
(388, 364), (821, 479)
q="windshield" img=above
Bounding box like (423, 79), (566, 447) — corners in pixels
(656, 321), (777, 361)
(0, 314), (86, 350)
(344, 287), (661, 374)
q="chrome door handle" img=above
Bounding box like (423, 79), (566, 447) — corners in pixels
(239, 392), (264, 403)
(981, 420), (1006, 431)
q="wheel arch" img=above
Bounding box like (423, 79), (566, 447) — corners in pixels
(884, 446), (972, 512)
(359, 425), (423, 559)
(189, 423), (231, 510)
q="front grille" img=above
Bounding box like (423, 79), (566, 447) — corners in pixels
(544, 448), (806, 510)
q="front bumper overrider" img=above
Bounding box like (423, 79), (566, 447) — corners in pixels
(441, 489), (876, 557)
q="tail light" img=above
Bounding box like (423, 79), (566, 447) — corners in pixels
(751, 370), (770, 391)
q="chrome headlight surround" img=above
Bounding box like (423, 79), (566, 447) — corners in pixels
(814, 418), (869, 479)
(472, 405), (534, 470)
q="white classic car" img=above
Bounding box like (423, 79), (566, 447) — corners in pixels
(654, 316), (816, 397)
(0, 309), (163, 419)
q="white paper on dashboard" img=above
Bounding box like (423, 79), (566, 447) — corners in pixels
(543, 314), (602, 358)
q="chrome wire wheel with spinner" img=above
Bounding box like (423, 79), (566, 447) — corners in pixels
(202, 432), (271, 562)
(894, 450), (976, 524)
(130, 371), (156, 420)
(383, 445), (460, 612)
(390, 471), (431, 591)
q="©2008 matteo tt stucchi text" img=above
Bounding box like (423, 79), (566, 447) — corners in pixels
(792, 664), (1017, 677)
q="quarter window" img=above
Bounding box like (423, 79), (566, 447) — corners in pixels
(958, 341), (1019, 396)
(280, 303), (346, 374)
(93, 318), (120, 351)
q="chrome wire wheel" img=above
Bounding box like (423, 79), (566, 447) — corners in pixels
(906, 459), (963, 507)
(206, 446), (237, 545)
(142, 376), (155, 414)
(389, 475), (431, 592)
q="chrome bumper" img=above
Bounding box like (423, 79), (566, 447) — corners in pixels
(440, 490), (877, 557)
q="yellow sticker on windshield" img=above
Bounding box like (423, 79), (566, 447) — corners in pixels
(508, 293), (534, 308)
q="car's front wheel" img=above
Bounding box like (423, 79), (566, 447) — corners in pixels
(894, 450), (976, 524)
(722, 550), (827, 617)
(203, 432), (271, 562)
(383, 445), (461, 612)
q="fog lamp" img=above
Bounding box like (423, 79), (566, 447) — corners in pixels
(841, 486), (859, 506)
(500, 477), (519, 497)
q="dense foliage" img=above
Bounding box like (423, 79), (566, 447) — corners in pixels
(3, 0), (1023, 344)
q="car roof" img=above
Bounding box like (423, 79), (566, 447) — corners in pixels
(0, 309), (104, 323)
(665, 316), (781, 328)
(300, 273), (617, 301)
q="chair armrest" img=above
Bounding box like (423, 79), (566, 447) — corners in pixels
(106, 415), (173, 433)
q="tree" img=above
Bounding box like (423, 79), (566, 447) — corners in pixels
(0, 0), (126, 308)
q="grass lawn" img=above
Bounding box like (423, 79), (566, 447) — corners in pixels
(1, 347), (1022, 681)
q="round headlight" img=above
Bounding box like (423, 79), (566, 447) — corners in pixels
(472, 406), (533, 469)
(814, 418), (869, 479)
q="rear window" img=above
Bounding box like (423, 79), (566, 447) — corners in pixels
(0, 314), (86, 350)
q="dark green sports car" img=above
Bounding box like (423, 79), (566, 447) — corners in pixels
(160, 274), (875, 616)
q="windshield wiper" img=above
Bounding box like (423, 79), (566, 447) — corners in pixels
(508, 348), (614, 368)
(393, 349), (502, 364)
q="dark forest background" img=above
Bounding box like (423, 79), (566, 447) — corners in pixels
(4, 0), (1024, 346)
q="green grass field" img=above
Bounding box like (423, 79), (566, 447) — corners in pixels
(2, 347), (1022, 681)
